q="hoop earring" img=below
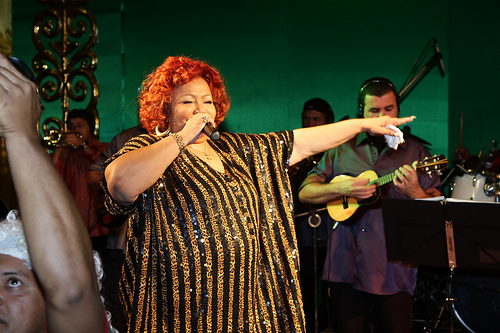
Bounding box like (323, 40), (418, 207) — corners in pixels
(155, 125), (171, 138)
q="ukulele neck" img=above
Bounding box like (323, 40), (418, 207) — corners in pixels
(368, 172), (396, 187)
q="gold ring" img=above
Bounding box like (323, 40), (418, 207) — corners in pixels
(202, 115), (209, 123)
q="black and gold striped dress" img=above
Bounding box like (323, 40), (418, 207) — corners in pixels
(103, 131), (305, 332)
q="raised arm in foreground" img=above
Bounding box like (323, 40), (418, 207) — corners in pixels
(0, 53), (106, 332)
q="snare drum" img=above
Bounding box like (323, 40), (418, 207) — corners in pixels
(450, 172), (499, 202)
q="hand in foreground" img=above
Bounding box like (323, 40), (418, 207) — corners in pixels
(0, 52), (40, 139)
(363, 115), (415, 137)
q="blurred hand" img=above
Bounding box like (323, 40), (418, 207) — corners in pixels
(61, 132), (84, 148)
(0, 53), (41, 140)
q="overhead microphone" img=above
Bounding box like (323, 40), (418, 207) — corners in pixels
(474, 139), (497, 173)
(485, 140), (498, 169)
(491, 139), (497, 152)
(203, 123), (220, 141)
(433, 38), (446, 77)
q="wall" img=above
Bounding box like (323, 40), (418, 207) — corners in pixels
(13, 0), (449, 157)
(449, 0), (500, 161)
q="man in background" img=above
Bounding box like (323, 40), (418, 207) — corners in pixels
(51, 108), (108, 251)
(290, 97), (334, 332)
(299, 78), (441, 333)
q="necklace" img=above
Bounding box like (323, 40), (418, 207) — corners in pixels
(189, 141), (212, 160)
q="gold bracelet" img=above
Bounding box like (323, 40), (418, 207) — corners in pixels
(170, 132), (185, 154)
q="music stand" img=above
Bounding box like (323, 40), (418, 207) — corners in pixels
(382, 198), (500, 332)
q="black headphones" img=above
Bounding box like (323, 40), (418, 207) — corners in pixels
(357, 77), (400, 118)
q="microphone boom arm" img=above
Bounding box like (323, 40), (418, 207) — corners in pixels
(399, 52), (443, 103)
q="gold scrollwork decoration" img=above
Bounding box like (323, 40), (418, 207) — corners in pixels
(39, 116), (65, 149)
(32, 0), (100, 147)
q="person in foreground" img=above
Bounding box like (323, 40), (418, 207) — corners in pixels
(103, 57), (414, 332)
(299, 77), (442, 333)
(0, 52), (112, 332)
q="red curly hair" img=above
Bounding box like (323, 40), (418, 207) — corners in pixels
(138, 56), (230, 134)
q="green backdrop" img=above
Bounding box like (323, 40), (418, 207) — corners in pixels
(449, 1), (500, 160)
(13, 0), (465, 161)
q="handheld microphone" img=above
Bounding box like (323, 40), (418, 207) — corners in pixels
(433, 38), (446, 77)
(203, 123), (220, 141)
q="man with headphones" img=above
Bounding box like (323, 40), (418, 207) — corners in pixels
(299, 78), (441, 333)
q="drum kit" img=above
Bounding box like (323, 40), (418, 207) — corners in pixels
(450, 169), (500, 202)
(449, 138), (500, 203)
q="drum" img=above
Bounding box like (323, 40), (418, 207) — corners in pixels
(450, 172), (499, 202)
(453, 274), (500, 333)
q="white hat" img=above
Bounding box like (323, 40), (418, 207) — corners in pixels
(0, 210), (32, 269)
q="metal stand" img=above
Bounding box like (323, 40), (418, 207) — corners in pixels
(398, 38), (445, 103)
(431, 220), (458, 332)
(295, 207), (327, 333)
(306, 209), (324, 333)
